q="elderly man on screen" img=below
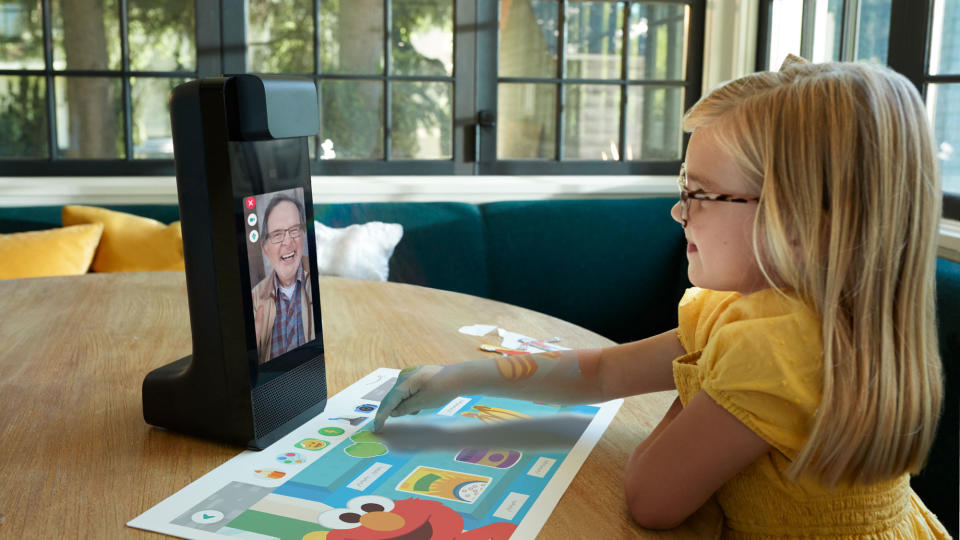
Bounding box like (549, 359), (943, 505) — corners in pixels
(252, 195), (316, 365)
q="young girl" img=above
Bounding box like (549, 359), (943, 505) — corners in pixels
(373, 58), (949, 537)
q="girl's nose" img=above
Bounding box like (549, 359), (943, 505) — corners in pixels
(670, 200), (683, 226)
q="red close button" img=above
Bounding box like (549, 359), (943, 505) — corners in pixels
(245, 196), (256, 210)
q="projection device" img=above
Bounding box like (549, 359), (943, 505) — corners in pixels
(143, 75), (327, 449)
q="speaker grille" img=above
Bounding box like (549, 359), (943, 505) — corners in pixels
(251, 354), (327, 440)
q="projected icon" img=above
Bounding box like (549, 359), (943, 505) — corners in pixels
(249, 230), (259, 243)
(191, 510), (224, 524)
(245, 196), (256, 210)
(247, 213), (257, 226)
(296, 438), (328, 451)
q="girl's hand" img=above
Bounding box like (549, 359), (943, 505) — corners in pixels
(373, 365), (452, 432)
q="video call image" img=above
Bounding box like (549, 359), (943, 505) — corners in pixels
(244, 187), (317, 365)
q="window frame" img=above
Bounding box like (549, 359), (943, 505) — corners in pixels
(480, 0), (705, 176)
(0, 0), (705, 177)
(756, 0), (960, 220)
(888, 0), (960, 219)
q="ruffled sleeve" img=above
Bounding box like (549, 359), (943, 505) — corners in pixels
(677, 287), (741, 353)
(697, 293), (823, 457)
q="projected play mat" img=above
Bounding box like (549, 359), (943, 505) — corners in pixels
(130, 368), (621, 539)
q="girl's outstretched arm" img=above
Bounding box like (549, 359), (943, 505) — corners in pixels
(625, 390), (771, 529)
(373, 328), (684, 432)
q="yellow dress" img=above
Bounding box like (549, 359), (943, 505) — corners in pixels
(673, 287), (950, 539)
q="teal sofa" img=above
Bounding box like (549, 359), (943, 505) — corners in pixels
(1, 199), (956, 534)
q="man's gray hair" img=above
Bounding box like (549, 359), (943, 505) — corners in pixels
(260, 194), (305, 238)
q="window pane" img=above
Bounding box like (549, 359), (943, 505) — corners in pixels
(1, 1), (44, 69)
(391, 0), (453, 76)
(128, 0), (195, 72)
(319, 80), (384, 159)
(767, 0), (802, 71)
(929, 0), (960, 75)
(391, 81), (451, 159)
(132, 77), (184, 159)
(855, 0), (890, 64)
(929, 84), (960, 194)
(811, 0), (843, 63)
(566, 1), (624, 80)
(0, 76), (48, 158)
(500, 0), (558, 79)
(52, 0), (121, 71)
(320, 0), (384, 74)
(563, 84), (620, 159)
(55, 77), (123, 159)
(628, 3), (687, 80)
(626, 85), (683, 160)
(497, 83), (556, 159)
(248, 0), (313, 73)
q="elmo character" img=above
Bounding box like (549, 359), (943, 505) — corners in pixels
(317, 495), (516, 540)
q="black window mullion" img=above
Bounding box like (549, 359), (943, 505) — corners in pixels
(475, 0), (498, 174)
(928, 74), (960, 84)
(313, 0), (321, 75)
(221, 0), (246, 74)
(196, 0), (222, 78)
(684, 1), (705, 111)
(453, 0), (477, 174)
(312, 0), (321, 160)
(619, 2), (630, 163)
(500, 76), (685, 85)
(556, 0), (567, 161)
(756, 0), (772, 72)
(887, 0), (932, 96)
(41, 0), (57, 160)
(120, 0), (133, 160)
(383, 0), (392, 161)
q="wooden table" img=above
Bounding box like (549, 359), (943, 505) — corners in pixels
(0, 272), (721, 538)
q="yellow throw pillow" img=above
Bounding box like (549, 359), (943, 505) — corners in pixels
(62, 205), (185, 272)
(0, 223), (104, 279)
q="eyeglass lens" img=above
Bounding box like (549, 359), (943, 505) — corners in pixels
(269, 225), (303, 244)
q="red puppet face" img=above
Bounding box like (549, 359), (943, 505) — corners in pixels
(322, 496), (463, 540)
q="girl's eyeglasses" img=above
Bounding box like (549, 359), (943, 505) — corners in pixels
(677, 163), (760, 227)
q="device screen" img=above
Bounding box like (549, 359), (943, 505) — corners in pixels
(228, 138), (324, 386)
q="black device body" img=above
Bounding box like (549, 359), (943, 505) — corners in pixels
(143, 75), (327, 449)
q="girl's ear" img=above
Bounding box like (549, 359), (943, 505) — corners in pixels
(779, 54), (809, 70)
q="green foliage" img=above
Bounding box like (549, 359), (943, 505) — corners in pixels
(247, 0), (313, 73)
(320, 81), (382, 159)
(0, 0), (455, 160)
(128, 0), (195, 71)
(389, 0), (452, 157)
(0, 0), (44, 65)
(0, 77), (48, 158)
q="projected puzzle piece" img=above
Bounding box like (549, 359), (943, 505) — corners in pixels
(344, 429), (388, 458)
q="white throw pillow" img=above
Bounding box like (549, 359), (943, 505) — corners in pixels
(313, 221), (403, 281)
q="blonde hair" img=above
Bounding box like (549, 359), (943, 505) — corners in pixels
(684, 60), (943, 486)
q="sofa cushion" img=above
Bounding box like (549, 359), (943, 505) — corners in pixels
(313, 220), (403, 281)
(910, 257), (960, 536)
(62, 205), (185, 272)
(481, 198), (690, 343)
(0, 223), (103, 279)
